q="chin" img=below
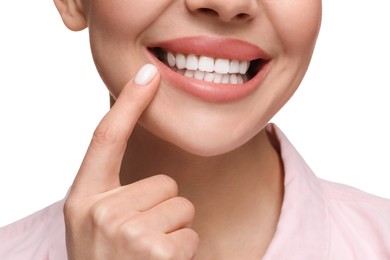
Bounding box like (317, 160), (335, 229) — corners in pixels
(170, 135), (248, 157)
(173, 137), (242, 157)
(138, 118), (260, 158)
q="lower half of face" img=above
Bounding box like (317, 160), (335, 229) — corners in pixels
(86, 0), (322, 156)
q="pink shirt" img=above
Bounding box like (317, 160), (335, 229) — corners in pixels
(1, 125), (390, 259)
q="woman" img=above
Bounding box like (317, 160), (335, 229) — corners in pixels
(1, 0), (389, 259)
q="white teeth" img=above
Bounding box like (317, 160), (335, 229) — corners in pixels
(213, 73), (223, 84)
(163, 50), (253, 84)
(167, 52), (176, 67)
(181, 69), (244, 85)
(186, 54), (198, 70)
(229, 60), (240, 74)
(237, 75), (244, 84)
(194, 70), (205, 80)
(239, 60), (250, 74)
(176, 54), (186, 70)
(198, 56), (215, 72)
(184, 69), (194, 78)
(214, 58), (230, 74)
(230, 74), (238, 85)
(221, 74), (230, 84)
(204, 72), (215, 82)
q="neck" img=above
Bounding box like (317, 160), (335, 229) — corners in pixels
(120, 124), (284, 258)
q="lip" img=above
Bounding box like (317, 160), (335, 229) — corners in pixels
(146, 36), (272, 103)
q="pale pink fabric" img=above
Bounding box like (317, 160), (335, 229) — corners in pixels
(1, 125), (389, 259)
(263, 125), (390, 259)
(0, 199), (67, 260)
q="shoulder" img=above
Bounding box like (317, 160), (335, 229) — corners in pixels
(321, 179), (390, 224)
(0, 199), (67, 260)
(268, 124), (390, 258)
(320, 179), (390, 258)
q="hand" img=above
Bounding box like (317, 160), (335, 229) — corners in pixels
(64, 64), (199, 260)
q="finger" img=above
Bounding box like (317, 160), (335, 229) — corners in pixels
(71, 64), (160, 197)
(128, 229), (199, 260)
(88, 175), (179, 227)
(165, 228), (199, 259)
(120, 196), (194, 235)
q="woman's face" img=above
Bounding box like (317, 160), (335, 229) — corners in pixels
(81, 0), (321, 156)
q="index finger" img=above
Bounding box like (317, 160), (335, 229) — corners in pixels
(70, 64), (160, 197)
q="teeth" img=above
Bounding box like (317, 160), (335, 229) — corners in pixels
(176, 54), (186, 70)
(213, 73), (223, 84)
(198, 56), (215, 72)
(165, 51), (251, 84)
(230, 74), (238, 85)
(186, 54), (198, 70)
(184, 70), (243, 84)
(184, 69), (194, 78)
(239, 61), (250, 74)
(167, 52), (176, 67)
(204, 72), (214, 82)
(221, 74), (230, 84)
(167, 51), (250, 75)
(229, 60), (240, 74)
(194, 70), (205, 80)
(237, 75), (244, 84)
(215, 58), (230, 74)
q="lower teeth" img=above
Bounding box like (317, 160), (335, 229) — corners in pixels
(176, 69), (245, 84)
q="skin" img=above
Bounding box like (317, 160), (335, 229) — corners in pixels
(54, 0), (322, 259)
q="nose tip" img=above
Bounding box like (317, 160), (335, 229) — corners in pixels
(186, 0), (258, 23)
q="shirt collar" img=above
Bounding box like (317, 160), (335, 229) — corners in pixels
(263, 124), (330, 259)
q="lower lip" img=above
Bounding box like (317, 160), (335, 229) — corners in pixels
(146, 51), (271, 103)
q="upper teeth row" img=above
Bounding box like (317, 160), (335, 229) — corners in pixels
(166, 52), (250, 75)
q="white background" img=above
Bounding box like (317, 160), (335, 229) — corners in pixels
(0, 1), (389, 226)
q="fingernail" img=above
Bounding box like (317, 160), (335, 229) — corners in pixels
(134, 64), (158, 85)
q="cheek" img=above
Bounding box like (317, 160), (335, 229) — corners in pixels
(265, 0), (322, 56)
(259, 0), (322, 107)
(88, 0), (167, 34)
(86, 0), (173, 96)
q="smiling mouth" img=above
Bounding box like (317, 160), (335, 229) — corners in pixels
(149, 47), (267, 85)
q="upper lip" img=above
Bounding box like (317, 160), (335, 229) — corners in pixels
(147, 36), (270, 61)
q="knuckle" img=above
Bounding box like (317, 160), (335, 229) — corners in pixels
(90, 201), (113, 228)
(119, 220), (145, 242)
(123, 80), (150, 101)
(153, 174), (178, 197)
(118, 223), (177, 259)
(189, 229), (200, 246)
(63, 197), (89, 231)
(63, 197), (80, 221)
(123, 83), (141, 99)
(174, 197), (195, 217)
(180, 229), (200, 259)
(149, 241), (176, 260)
(91, 123), (119, 148)
(190, 233), (200, 258)
(63, 202), (74, 221)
